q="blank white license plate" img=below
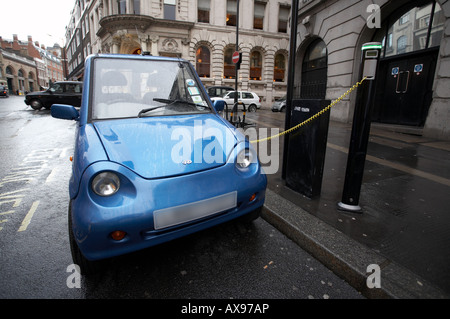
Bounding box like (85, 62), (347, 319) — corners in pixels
(153, 191), (237, 230)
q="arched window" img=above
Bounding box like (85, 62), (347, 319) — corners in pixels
(196, 46), (210, 78)
(300, 39), (327, 99)
(377, 1), (444, 58)
(223, 48), (235, 79)
(250, 51), (262, 80)
(18, 69), (25, 92)
(6, 66), (13, 75)
(274, 53), (286, 82)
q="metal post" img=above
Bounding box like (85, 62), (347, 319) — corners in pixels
(282, 0), (299, 179)
(338, 42), (382, 213)
(234, 0), (240, 107)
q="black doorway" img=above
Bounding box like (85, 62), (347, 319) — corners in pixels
(373, 48), (438, 126)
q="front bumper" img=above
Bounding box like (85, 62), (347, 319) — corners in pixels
(271, 103), (284, 111)
(71, 159), (267, 261)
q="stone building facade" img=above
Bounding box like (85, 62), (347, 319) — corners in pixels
(66, 0), (292, 106)
(295, 0), (450, 140)
(0, 34), (64, 93)
(0, 49), (37, 94)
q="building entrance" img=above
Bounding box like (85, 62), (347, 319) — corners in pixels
(372, 0), (444, 127)
(374, 48), (438, 126)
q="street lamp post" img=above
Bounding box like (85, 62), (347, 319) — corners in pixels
(282, 0), (299, 179)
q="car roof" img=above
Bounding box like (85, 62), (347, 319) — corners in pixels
(90, 53), (188, 64)
(207, 86), (233, 89)
(55, 81), (83, 84)
(227, 91), (256, 94)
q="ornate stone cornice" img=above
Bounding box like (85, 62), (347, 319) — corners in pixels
(98, 15), (153, 37)
(97, 14), (195, 38)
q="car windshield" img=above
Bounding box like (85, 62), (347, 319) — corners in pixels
(91, 57), (211, 120)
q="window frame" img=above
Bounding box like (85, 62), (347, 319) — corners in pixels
(196, 45), (211, 78)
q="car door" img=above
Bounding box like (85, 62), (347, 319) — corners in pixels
(45, 83), (64, 107)
(242, 92), (253, 105)
(225, 91), (240, 106)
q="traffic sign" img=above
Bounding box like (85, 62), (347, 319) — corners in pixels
(232, 51), (240, 64)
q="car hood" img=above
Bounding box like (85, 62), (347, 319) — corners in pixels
(93, 114), (238, 179)
(25, 90), (46, 97)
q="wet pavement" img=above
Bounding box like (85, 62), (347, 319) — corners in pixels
(245, 108), (450, 298)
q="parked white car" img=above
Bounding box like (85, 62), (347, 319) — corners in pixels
(211, 91), (261, 112)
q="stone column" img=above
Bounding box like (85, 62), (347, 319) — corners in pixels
(150, 35), (159, 56)
(139, 35), (148, 52)
(112, 36), (121, 54)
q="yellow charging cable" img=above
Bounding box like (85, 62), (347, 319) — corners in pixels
(250, 77), (367, 144)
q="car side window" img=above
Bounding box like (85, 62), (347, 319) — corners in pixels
(51, 83), (63, 93)
(66, 84), (75, 93)
(243, 92), (252, 99)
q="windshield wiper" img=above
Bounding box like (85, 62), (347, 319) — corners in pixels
(153, 98), (199, 107)
(138, 98), (205, 117)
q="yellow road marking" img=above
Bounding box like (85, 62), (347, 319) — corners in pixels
(17, 201), (40, 232)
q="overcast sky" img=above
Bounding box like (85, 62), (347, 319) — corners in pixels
(0, 0), (74, 47)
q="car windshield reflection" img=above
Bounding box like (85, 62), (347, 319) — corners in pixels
(92, 58), (211, 120)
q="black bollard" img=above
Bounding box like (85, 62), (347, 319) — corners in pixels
(338, 42), (382, 213)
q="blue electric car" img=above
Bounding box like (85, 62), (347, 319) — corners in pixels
(51, 54), (267, 274)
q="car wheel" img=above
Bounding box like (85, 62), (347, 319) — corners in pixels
(68, 200), (105, 275)
(248, 104), (257, 112)
(30, 99), (43, 110)
(280, 106), (285, 112)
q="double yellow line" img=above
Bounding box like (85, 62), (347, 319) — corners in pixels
(250, 77), (367, 144)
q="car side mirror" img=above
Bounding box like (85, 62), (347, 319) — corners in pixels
(51, 104), (80, 121)
(213, 100), (225, 112)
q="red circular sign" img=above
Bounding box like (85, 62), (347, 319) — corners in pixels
(232, 51), (240, 64)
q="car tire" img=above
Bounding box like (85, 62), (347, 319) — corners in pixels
(248, 104), (257, 112)
(68, 200), (105, 275)
(30, 99), (43, 110)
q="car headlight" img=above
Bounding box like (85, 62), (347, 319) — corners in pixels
(92, 172), (120, 196)
(236, 149), (255, 169)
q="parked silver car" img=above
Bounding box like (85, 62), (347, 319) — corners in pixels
(271, 95), (286, 112)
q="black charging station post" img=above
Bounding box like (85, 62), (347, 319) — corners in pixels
(338, 42), (382, 213)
